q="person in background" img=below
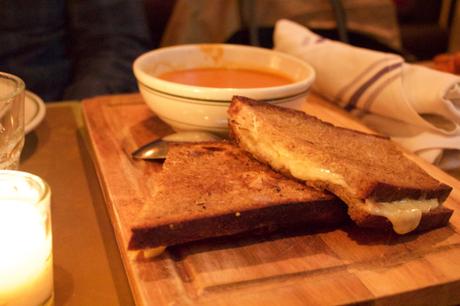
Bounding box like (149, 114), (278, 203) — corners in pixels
(0, 0), (152, 102)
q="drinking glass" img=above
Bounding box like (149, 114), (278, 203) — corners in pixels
(0, 72), (25, 170)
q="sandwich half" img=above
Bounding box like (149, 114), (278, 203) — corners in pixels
(129, 141), (346, 250)
(228, 96), (453, 234)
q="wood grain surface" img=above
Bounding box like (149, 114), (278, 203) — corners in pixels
(82, 93), (460, 306)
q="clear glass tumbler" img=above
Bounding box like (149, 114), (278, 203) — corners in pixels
(0, 170), (53, 306)
(0, 72), (25, 170)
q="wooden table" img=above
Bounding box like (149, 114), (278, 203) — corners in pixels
(19, 102), (134, 305)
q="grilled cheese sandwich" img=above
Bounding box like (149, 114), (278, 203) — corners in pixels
(228, 96), (453, 234)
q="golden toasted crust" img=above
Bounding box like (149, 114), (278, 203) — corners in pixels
(129, 141), (346, 249)
(228, 96), (453, 232)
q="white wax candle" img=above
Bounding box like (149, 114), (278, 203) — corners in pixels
(0, 175), (53, 306)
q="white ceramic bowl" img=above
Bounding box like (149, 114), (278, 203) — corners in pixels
(133, 44), (315, 135)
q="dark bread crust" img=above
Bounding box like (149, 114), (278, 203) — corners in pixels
(129, 141), (347, 249)
(368, 181), (452, 203)
(129, 197), (346, 249)
(355, 206), (453, 232)
(228, 95), (453, 233)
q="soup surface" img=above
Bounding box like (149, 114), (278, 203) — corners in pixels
(158, 67), (293, 88)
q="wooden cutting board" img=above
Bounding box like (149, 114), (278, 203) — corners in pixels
(82, 93), (460, 306)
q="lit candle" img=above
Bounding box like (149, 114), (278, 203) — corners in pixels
(0, 171), (53, 306)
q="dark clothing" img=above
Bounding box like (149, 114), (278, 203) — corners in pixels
(0, 0), (152, 101)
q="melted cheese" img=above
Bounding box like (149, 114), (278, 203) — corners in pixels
(244, 121), (347, 186)
(129, 246), (166, 260)
(287, 158), (346, 187)
(363, 198), (439, 234)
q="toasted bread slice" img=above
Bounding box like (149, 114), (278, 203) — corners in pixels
(129, 141), (346, 250)
(228, 96), (453, 234)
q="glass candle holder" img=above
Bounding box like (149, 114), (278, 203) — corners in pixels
(0, 170), (53, 306)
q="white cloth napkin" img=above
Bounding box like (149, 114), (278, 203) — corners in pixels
(274, 19), (460, 170)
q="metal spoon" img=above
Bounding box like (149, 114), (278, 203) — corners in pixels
(131, 131), (222, 160)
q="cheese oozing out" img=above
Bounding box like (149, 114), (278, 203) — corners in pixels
(236, 114), (440, 235)
(129, 246), (166, 259)
(363, 198), (439, 234)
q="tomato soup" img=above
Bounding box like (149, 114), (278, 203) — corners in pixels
(158, 67), (293, 88)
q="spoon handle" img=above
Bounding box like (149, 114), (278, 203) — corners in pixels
(132, 131), (223, 160)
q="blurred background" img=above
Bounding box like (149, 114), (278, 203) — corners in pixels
(146, 0), (460, 61)
(1, 0), (459, 101)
